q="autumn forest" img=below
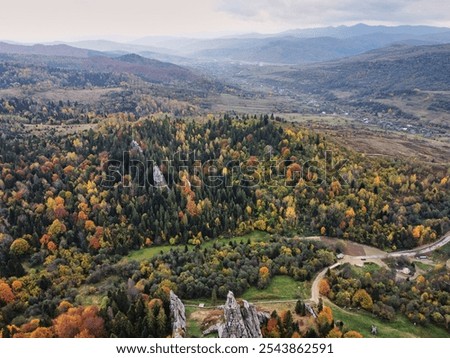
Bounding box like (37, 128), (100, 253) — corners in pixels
(0, 34), (449, 339)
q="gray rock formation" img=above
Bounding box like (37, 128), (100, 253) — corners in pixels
(257, 311), (270, 324)
(130, 140), (143, 154)
(202, 323), (220, 336)
(169, 291), (186, 338)
(305, 303), (318, 318)
(205, 291), (263, 338)
(153, 165), (168, 188)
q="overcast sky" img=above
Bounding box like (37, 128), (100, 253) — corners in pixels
(1, 0), (449, 42)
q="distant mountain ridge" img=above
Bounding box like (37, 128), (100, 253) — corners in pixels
(280, 23), (450, 39)
(183, 27), (450, 64)
(76, 24), (450, 65)
(0, 41), (104, 58)
(1, 24), (450, 66)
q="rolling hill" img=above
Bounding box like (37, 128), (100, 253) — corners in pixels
(0, 41), (104, 58)
(187, 32), (450, 65)
(284, 43), (450, 92)
(133, 24), (450, 65)
(0, 50), (208, 87)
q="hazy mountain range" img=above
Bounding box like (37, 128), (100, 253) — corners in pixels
(1, 24), (449, 65)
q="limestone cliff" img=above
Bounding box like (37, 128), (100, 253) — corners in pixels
(169, 291), (186, 338)
(205, 291), (264, 338)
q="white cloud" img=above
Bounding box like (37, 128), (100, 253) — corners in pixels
(216, 0), (450, 27)
(0, 0), (449, 42)
(0, 0), (231, 42)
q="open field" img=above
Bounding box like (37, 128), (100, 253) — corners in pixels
(331, 130), (450, 165)
(126, 231), (270, 262)
(186, 306), (206, 338)
(328, 301), (450, 338)
(23, 122), (99, 135)
(377, 90), (450, 128)
(241, 276), (310, 301)
(414, 261), (434, 272)
(0, 86), (122, 103)
(432, 241), (450, 258)
(207, 93), (297, 114)
(281, 114), (450, 165)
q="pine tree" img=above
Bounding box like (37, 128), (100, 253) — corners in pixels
(156, 309), (168, 337)
(283, 310), (294, 338)
(318, 298), (323, 313)
(211, 287), (218, 306)
(147, 306), (157, 337)
(295, 300), (305, 315)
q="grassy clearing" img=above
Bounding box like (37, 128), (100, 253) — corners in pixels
(76, 275), (122, 306)
(126, 245), (174, 262)
(328, 302), (450, 338)
(184, 276), (310, 307)
(126, 231), (270, 262)
(350, 262), (381, 275)
(185, 306), (218, 338)
(185, 306), (203, 338)
(241, 276), (310, 301)
(414, 261), (434, 271)
(432, 242), (450, 262)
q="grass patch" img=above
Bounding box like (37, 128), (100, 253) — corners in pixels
(328, 301), (450, 338)
(185, 306), (203, 338)
(126, 231), (270, 262)
(185, 306), (218, 338)
(361, 262), (382, 274)
(75, 275), (122, 306)
(432, 242), (450, 262)
(184, 276), (310, 306)
(183, 298), (213, 307)
(414, 261), (434, 271)
(127, 245), (174, 262)
(350, 262), (381, 276)
(241, 276), (310, 301)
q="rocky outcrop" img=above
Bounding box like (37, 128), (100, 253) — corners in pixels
(305, 303), (318, 319)
(153, 165), (167, 188)
(257, 311), (270, 324)
(130, 140), (143, 154)
(205, 291), (263, 338)
(169, 291), (186, 338)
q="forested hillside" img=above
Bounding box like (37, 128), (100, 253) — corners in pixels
(0, 115), (449, 336)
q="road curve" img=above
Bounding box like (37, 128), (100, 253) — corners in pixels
(356, 232), (450, 260)
(309, 231), (450, 303)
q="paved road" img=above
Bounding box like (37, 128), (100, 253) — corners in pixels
(308, 231), (450, 303)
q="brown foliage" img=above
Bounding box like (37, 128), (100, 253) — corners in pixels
(343, 330), (363, 338)
(264, 317), (280, 338)
(53, 306), (105, 338)
(0, 281), (15, 304)
(30, 327), (54, 338)
(327, 327), (343, 338)
(318, 279), (331, 297)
